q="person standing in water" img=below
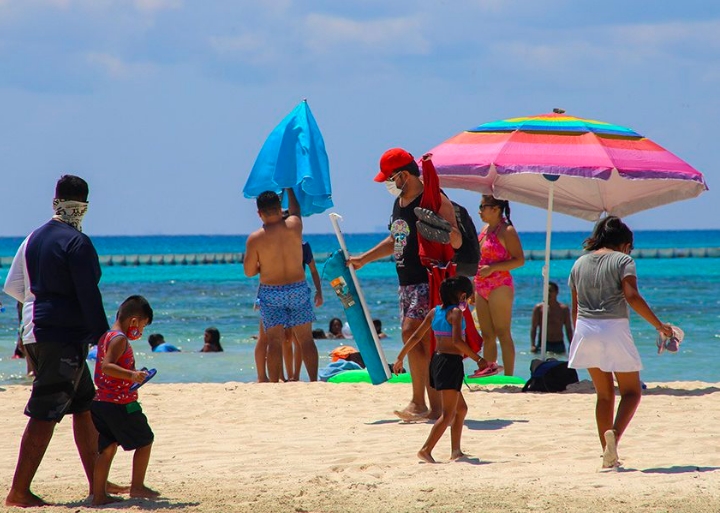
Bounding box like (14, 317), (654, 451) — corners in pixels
(530, 281), (573, 355)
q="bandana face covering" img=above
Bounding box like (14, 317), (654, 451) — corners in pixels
(52, 199), (88, 232)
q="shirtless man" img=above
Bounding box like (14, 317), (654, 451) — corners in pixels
(530, 281), (574, 354)
(244, 189), (319, 382)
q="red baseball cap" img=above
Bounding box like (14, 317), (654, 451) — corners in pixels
(373, 148), (415, 182)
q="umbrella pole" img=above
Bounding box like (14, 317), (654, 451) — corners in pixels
(540, 181), (555, 361)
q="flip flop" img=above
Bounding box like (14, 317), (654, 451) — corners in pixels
(414, 207), (452, 231)
(469, 362), (501, 378)
(417, 221), (451, 244)
(129, 367), (157, 391)
(656, 333), (666, 355)
(657, 325), (684, 354)
(414, 207), (452, 244)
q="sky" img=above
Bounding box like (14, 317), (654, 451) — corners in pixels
(0, 0), (717, 237)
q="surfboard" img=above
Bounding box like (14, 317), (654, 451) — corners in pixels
(327, 368), (526, 386)
(324, 214), (390, 385)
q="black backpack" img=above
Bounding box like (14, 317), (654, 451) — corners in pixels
(451, 201), (480, 277)
(522, 359), (579, 393)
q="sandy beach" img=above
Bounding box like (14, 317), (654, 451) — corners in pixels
(1, 380), (720, 512)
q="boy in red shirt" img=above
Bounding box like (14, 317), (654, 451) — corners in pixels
(91, 295), (158, 506)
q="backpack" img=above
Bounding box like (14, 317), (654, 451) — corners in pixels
(451, 201), (480, 277)
(522, 359), (579, 393)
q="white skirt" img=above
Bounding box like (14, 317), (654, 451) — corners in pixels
(568, 318), (642, 373)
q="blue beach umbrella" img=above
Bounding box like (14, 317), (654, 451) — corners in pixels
(243, 100), (333, 215)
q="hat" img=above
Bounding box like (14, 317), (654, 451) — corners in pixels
(374, 148), (415, 182)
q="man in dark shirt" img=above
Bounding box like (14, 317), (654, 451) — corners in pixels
(348, 148), (461, 421)
(3, 175), (110, 507)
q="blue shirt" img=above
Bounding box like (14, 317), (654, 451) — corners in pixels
(152, 342), (180, 353)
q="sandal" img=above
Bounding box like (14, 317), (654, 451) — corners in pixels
(469, 362), (501, 378)
(129, 367), (157, 391)
(414, 207), (452, 244)
(414, 207), (452, 230)
(657, 325), (684, 354)
(656, 333), (666, 355)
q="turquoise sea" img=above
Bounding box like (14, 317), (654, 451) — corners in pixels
(1, 230), (719, 385)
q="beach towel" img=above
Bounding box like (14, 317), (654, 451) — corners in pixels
(417, 156), (473, 352)
(418, 157), (455, 266)
(243, 100), (333, 216)
(426, 263), (483, 355)
(318, 360), (363, 382)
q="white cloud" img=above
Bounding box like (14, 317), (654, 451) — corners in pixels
(86, 52), (155, 79)
(302, 13), (430, 56)
(488, 19), (720, 77)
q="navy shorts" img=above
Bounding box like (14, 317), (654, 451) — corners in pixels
(24, 341), (95, 422)
(429, 352), (464, 391)
(546, 341), (567, 354)
(91, 401), (154, 453)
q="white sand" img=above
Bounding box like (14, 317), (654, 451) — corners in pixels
(1, 381), (720, 512)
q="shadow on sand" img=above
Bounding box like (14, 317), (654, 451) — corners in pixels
(474, 381), (720, 397)
(61, 498), (200, 510)
(464, 418), (527, 431)
(641, 465), (720, 474)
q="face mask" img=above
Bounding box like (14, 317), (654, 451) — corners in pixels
(458, 301), (468, 312)
(52, 199), (88, 232)
(385, 180), (402, 197)
(127, 326), (142, 341)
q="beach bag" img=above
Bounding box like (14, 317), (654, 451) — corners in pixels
(450, 201), (480, 277)
(522, 359), (578, 393)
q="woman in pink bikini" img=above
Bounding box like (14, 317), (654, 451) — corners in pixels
(473, 195), (525, 376)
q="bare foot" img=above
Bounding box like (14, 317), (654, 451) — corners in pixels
(417, 449), (436, 464)
(602, 429), (619, 469)
(394, 410), (430, 423)
(5, 489), (50, 508)
(257, 377), (269, 383)
(107, 482), (130, 494)
(92, 494), (123, 506)
(130, 485), (160, 499)
(450, 450), (465, 460)
(427, 411), (442, 421)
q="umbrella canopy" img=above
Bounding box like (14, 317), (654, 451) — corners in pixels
(243, 100), (333, 216)
(427, 110), (709, 360)
(427, 111), (708, 221)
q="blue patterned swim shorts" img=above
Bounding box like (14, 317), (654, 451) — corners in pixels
(257, 281), (316, 330)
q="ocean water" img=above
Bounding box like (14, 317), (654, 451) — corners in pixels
(1, 230), (719, 386)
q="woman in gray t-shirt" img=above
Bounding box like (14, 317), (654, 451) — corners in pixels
(568, 216), (673, 470)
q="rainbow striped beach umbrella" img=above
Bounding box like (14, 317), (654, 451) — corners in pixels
(427, 110), (708, 359)
(427, 110), (708, 221)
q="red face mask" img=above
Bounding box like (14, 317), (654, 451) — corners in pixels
(127, 326), (142, 341)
